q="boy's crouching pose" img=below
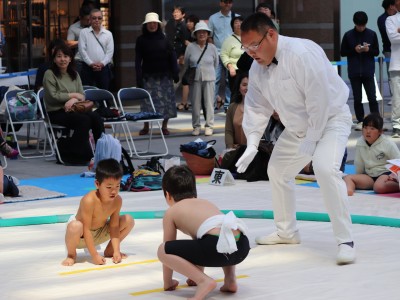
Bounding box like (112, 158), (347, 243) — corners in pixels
(158, 165), (250, 300)
(62, 158), (134, 266)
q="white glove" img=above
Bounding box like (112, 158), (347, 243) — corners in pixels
(235, 145), (258, 173)
(298, 139), (317, 157)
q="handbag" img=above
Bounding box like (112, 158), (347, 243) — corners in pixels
(71, 100), (94, 113)
(180, 139), (217, 175)
(183, 43), (208, 85)
(8, 90), (38, 121)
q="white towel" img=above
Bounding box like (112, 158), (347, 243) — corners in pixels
(197, 211), (248, 254)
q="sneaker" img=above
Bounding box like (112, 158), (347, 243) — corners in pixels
(337, 243), (356, 265)
(392, 128), (400, 138)
(0, 193), (4, 202)
(204, 128), (213, 136)
(354, 122), (363, 131)
(8, 175), (20, 186)
(255, 231), (301, 245)
(192, 127), (200, 136)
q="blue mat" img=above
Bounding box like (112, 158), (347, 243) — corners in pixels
(20, 174), (96, 197)
(298, 164), (356, 188)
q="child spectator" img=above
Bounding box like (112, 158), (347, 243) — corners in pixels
(157, 165), (250, 299)
(61, 158), (134, 266)
(344, 113), (400, 195)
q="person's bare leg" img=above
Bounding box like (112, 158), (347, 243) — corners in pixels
(182, 85), (190, 108)
(140, 122), (149, 135)
(343, 176), (355, 196)
(158, 245), (216, 300)
(220, 265), (237, 293)
(186, 266), (205, 286)
(62, 220), (83, 266)
(162, 119), (169, 130)
(0, 167), (4, 194)
(104, 215), (134, 258)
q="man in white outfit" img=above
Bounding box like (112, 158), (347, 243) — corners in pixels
(386, 0), (400, 137)
(236, 13), (355, 264)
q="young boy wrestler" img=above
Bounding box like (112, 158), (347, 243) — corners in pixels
(157, 165), (250, 300)
(62, 158), (135, 266)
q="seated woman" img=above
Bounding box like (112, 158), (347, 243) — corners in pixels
(344, 113), (400, 196)
(225, 72), (248, 149)
(43, 43), (104, 164)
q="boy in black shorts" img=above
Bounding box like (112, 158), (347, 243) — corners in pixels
(157, 165), (250, 299)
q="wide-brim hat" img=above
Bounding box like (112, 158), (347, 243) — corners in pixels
(143, 12), (162, 24)
(192, 21), (211, 38)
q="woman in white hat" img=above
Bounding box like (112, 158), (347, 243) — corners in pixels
(135, 12), (179, 136)
(184, 21), (219, 136)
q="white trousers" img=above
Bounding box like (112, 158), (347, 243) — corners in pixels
(390, 71), (400, 130)
(267, 108), (353, 244)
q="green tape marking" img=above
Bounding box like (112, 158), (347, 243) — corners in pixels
(1, 210), (400, 228)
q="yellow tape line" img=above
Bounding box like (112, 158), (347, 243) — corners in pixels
(130, 274), (249, 296)
(59, 259), (159, 276)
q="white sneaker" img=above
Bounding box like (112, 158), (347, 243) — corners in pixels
(336, 243), (356, 265)
(255, 231), (301, 245)
(192, 128), (200, 136)
(0, 193), (4, 202)
(354, 122), (363, 131)
(8, 176), (20, 186)
(204, 128), (213, 136)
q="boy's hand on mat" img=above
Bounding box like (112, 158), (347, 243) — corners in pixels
(164, 279), (179, 291)
(112, 252), (122, 264)
(93, 254), (106, 265)
(236, 145), (258, 173)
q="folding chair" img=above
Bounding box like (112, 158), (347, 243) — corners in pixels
(117, 87), (168, 158)
(83, 85), (98, 91)
(37, 88), (72, 164)
(3, 89), (54, 159)
(84, 88), (134, 155)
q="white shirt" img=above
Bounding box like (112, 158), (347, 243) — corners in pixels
(78, 26), (114, 66)
(386, 13), (400, 71)
(243, 35), (350, 147)
(67, 21), (85, 61)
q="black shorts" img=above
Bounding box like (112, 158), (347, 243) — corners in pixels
(165, 234), (250, 267)
(372, 171), (391, 182)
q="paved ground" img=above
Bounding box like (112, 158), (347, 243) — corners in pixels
(3, 82), (398, 180)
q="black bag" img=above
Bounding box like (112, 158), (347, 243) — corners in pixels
(183, 67), (196, 85)
(120, 146), (135, 175)
(56, 137), (93, 166)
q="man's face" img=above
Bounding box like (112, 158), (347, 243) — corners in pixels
(90, 12), (103, 29)
(355, 24), (366, 32)
(80, 15), (91, 28)
(241, 28), (277, 66)
(220, 0), (233, 13)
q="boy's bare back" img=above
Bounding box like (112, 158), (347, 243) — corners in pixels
(76, 190), (122, 230)
(164, 198), (222, 238)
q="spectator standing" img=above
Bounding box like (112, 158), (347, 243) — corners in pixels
(135, 12), (179, 136)
(165, 6), (191, 111)
(378, 0), (396, 99)
(341, 11), (380, 131)
(208, 0), (237, 112)
(66, 5), (92, 74)
(184, 21), (219, 136)
(78, 9), (114, 90)
(220, 16), (244, 94)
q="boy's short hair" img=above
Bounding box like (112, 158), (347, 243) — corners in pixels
(162, 165), (197, 201)
(95, 159), (123, 183)
(363, 113), (383, 130)
(353, 11), (368, 26)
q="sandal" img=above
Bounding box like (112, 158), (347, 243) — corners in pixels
(139, 128), (149, 135)
(177, 102), (185, 111)
(162, 128), (170, 135)
(184, 103), (190, 110)
(0, 141), (19, 159)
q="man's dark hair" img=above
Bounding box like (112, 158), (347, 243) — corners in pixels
(230, 15), (244, 31)
(363, 113), (384, 131)
(382, 0), (395, 10)
(186, 14), (200, 25)
(173, 5), (185, 15)
(79, 5), (92, 17)
(95, 158), (123, 183)
(50, 44), (77, 80)
(256, 2), (273, 12)
(241, 12), (277, 33)
(353, 11), (368, 26)
(162, 165), (197, 201)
